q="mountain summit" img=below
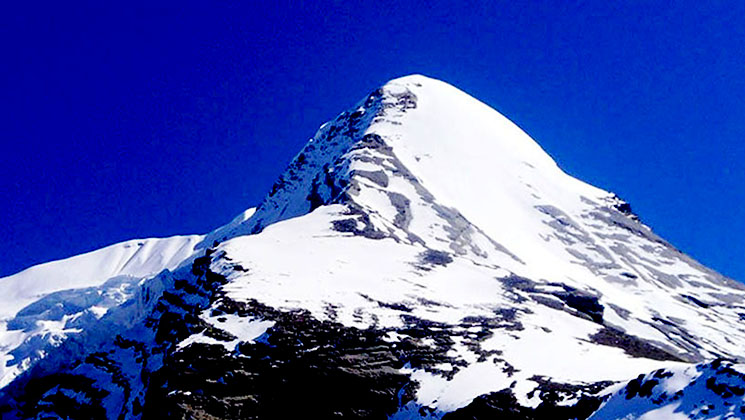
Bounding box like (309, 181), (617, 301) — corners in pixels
(1, 75), (743, 419)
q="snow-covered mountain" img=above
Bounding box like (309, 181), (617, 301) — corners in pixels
(1, 75), (743, 419)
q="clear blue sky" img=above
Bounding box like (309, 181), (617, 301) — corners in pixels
(1, 2), (743, 281)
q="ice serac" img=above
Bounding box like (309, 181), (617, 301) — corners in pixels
(1, 75), (744, 419)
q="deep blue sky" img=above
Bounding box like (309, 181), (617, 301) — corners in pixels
(1, 2), (743, 281)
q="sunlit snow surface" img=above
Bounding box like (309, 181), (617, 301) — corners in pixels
(1, 75), (744, 418)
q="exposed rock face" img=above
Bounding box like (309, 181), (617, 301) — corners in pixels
(144, 296), (417, 420)
(1, 75), (744, 419)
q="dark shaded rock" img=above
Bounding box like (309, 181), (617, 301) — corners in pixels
(307, 176), (326, 211)
(624, 374), (646, 399)
(388, 192), (413, 230)
(356, 133), (390, 151)
(552, 291), (604, 324)
(358, 293), (412, 313)
(329, 206), (387, 240)
(443, 390), (528, 420)
(353, 169), (389, 188)
(681, 294), (710, 309)
(502, 277), (604, 324)
(590, 327), (685, 362)
(143, 297), (425, 420)
(331, 217), (359, 233)
(652, 368), (674, 379)
(614, 202), (634, 217)
(500, 275), (538, 292)
(9, 373), (110, 420)
(530, 295), (565, 311)
(443, 384), (607, 420)
(387, 89), (418, 111)
(609, 194), (640, 221)
(706, 359), (745, 398)
(420, 249), (453, 266)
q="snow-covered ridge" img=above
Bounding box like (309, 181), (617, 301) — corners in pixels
(0, 234), (204, 387)
(0, 235), (203, 320)
(0, 205), (258, 390)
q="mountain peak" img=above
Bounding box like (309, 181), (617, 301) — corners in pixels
(205, 75), (745, 358)
(2, 75), (744, 419)
(215, 74), (600, 248)
(381, 73), (430, 86)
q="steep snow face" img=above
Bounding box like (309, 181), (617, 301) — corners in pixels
(365, 76), (745, 362)
(371, 76), (608, 276)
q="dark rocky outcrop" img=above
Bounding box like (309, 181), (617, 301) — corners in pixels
(590, 327), (685, 362)
(443, 383), (609, 420)
(143, 298), (422, 420)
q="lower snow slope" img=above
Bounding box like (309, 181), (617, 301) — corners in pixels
(591, 360), (745, 419)
(211, 205), (690, 411)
